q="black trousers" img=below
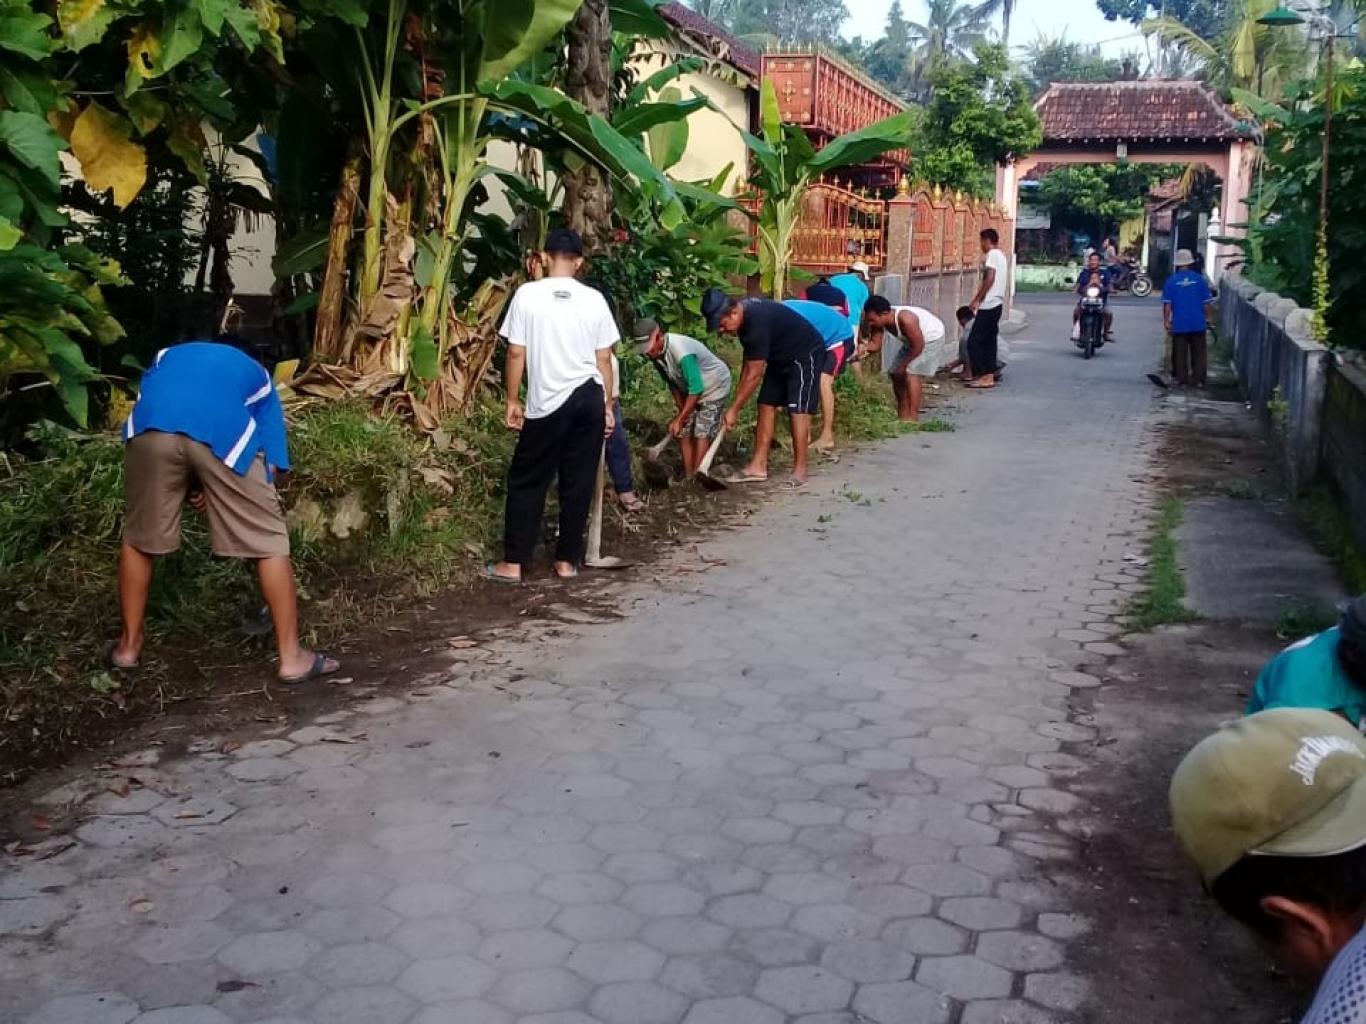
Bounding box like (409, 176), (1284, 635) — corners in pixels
(967, 304), (1003, 378)
(503, 381), (605, 567)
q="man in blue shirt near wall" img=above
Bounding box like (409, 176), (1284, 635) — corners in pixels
(785, 298), (856, 454)
(115, 340), (339, 683)
(1163, 248), (1215, 387)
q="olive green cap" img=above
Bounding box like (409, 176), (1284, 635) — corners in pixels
(1170, 709), (1366, 887)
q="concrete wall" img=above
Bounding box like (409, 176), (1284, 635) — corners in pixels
(1322, 358), (1366, 553)
(1217, 276), (1333, 494)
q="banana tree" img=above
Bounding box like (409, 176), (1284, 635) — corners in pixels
(744, 78), (916, 298)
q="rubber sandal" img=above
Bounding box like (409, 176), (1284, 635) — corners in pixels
(964, 382), (996, 390)
(723, 472), (768, 484)
(781, 477), (809, 490)
(1146, 373), (1169, 389)
(279, 651), (340, 685)
(617, 495), (645, 513)
(480, 562), (522, 585)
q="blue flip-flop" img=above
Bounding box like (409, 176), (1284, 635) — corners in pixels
(480, 562), (522, 586)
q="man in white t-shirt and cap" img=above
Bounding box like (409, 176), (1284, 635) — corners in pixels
(633, 318), (732, 476)
(483, 228), (617, 584)
(965, 227), (1009, 390)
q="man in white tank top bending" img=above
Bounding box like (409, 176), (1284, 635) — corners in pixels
(858, 296), (946, 423)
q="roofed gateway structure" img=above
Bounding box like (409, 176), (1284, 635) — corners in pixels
(996, 80), (1259, 278)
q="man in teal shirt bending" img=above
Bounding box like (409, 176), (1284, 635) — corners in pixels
(1247, 595), (1366, 728)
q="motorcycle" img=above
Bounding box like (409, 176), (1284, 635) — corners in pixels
(1108, 259), (1153, 298)
(1075, 286), (1107, 360)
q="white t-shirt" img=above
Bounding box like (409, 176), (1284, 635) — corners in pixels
(880, 306), (946, 373)
(979, 247), (1009, 311)
(501, 277), (619, 419)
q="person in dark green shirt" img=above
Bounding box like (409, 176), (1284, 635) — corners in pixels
(1247, 595), (1366, 728)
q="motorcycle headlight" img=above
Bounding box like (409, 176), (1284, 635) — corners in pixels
(1086, 287), (1101, 299)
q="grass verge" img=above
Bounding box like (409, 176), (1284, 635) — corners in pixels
(1127, 498), (1199, 631)
(1, 352), (909, 781)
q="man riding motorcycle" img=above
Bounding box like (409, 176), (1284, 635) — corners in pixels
(1072, 252), (1114, 341)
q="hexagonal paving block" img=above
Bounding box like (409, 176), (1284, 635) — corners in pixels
(851, 981), (952, 1024)
(302, 873), (391, 909)
(85, 788), (167, 815)
(390, 917), (482, 958)
(226, 758), (300, 783)
(819, 938), (916, 983)
(536, 871), (623, 906)
(486, 967), (591, 1015)
(553, 904), (644, 942)
(75, 815), (169, 849)
(959, 998), (1061, 1024)
(0, 894), (71, 936)
(681, 996), (783, 1024)
(589, 981), (689, 1024)
(730, 927), (821, 968)
(308, 985), (417, 1024)
(132, 922), (234, 965)
(706, 893), (793, 930)
(753, 965), (853, 1015)
(977, 930), (1066, 972)
(916, 955), (1013, 1000)
(466, 893), (557, 932)
(308, 941), (410, 987)
(412, 1001), (513, 1024)
(302, 905), (401, 945)
(762, 873), (849, 908)
(458, 862), (542, 895)
(218, 930), (322, 975)
(881, 917), (968, 956)
(384, 882), (473, 919)
(24, 991), (139, 1024)
(565, 939), (665, 984)
(397, 955), (497, 1003)
(623, 882), (705, 918)
(659, 953), (759, 999)
(640, 916), (732, 956)
(232, 739), (297, 758)
(1037, 912), (1091, 940)
(478, 928), (574, 970)
(901, 863), (991, 898)
(847, 884), (933, 923)
(937, 896), (1024, 931)
(150, 797), (236, 828)
(790, 905), (883, 943)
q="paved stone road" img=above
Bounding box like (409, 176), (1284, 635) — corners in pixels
(2, 298), (1162, 1024)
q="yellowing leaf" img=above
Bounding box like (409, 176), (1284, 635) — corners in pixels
(0, 214), (20, 250)
(47, 106), (77, 141)
(126, 21), (160, 79)
(58, 0), (117, 51)
(119, 91), (166, 135)
(70, 102), (147, 209)
(272, 358), (299, 386)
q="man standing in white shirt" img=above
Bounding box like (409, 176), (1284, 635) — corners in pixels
(483, 229), (617, 583)
(965, 227), (1009, 390)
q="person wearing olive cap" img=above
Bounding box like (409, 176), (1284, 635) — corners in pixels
(1171, 709), (1366, 1021)
(632, 318), (731, 476)
(1248, 595), (1366, 728)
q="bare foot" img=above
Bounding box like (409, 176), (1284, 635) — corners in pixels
(278, 649), (340, 683)
(110, 644), (140, 670)
(489, 561), (522, 581)
(811, 437), (835, 452)
(553, 560), (579, 579)
(898, 415), (920, 423)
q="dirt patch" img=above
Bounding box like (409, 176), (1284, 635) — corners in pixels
(1070, 622), (1303, 1024)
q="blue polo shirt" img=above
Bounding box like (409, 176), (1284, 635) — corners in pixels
(123, 342), (290, 477)
(829, 273), (870, 332)
(784, 299), (854, 350)
(1163, 269), (1213, 333)
(1246, 627), (1366, 729)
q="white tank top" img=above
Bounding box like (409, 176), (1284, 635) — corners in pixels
(885, 306), (946, 346)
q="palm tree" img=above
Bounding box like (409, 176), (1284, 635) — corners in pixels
(1143, 0), (1311, 98)
(907, 0), (994, 64)
(973, 0), (1016, 51)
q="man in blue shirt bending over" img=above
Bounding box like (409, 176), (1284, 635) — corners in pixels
(114, 339), (339, 683)
(785, 298), (855, 455)
(1163, 248), (1215, 387)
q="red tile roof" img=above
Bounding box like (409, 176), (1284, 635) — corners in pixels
(1035, 80), (1257, 143)
(659, 2), (761, 78)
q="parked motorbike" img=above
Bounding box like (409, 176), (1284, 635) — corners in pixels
(1075, 286), (1107, 359)
(1108, 259), (1153, 298)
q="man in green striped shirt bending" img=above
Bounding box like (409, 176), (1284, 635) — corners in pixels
(634, 319), (733, 476)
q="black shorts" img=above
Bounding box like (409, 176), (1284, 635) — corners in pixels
(758, 348), (823, 414)
(822, 337), (855, 378)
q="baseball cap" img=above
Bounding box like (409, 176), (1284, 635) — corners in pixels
(632, 318), (660, 355)
(850, 260), (871, 278)
(701, 287), (734, 332)
(1170, 708), (1366, 887)
(544, 228), (585, 256)
(1174, 248), (1196, 267)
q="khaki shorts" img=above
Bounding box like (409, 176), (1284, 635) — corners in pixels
(684, 399), (725, 439)
(123, 431), (290, 559)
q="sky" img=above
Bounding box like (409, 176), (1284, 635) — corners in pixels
(842, 0), (1150, 56)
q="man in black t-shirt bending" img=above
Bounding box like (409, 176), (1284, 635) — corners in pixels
(702, 287), (827, 488)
